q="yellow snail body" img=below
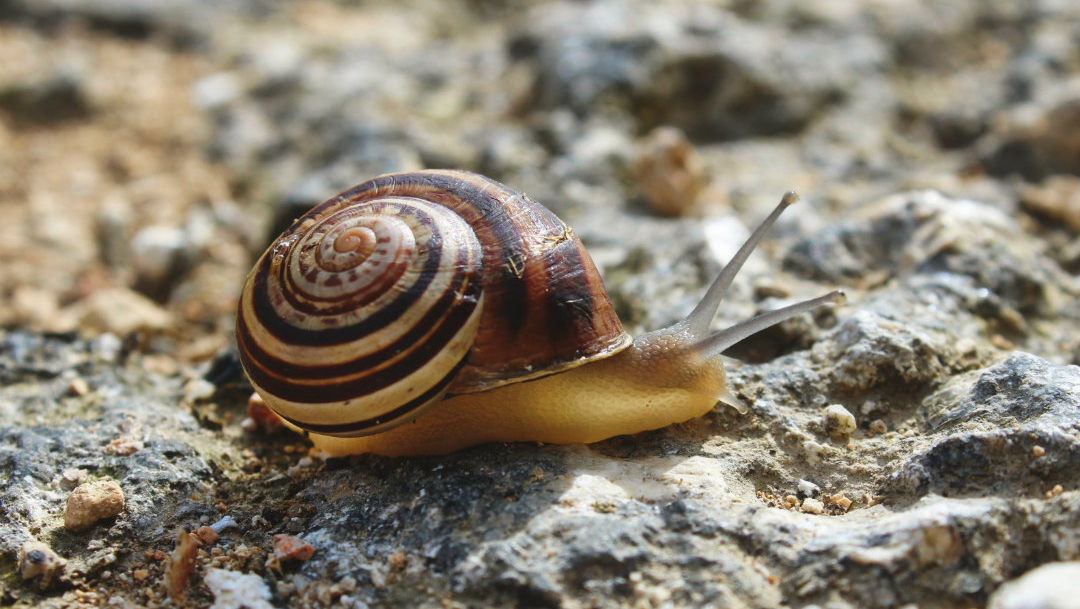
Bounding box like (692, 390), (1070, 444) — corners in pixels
(236, 170), (843, 457)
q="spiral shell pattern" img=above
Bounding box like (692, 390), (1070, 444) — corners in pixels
(237, 170), (630, 437)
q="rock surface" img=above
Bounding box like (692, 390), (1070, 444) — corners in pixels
(1, 1), (1080, 608)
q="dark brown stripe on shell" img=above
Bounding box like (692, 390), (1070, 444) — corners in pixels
(275, 202), (432, 311)
(248, 208), (448, 347)
(238, 270), (480, 403)
(239, 169), (630, 400)
(276, 355), (469, 436)
(337, 172), (539, 338)
(541, 234), (600, 355)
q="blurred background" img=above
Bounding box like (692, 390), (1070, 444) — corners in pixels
(1, 0), (1078, 364)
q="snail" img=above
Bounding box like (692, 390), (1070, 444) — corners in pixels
(236, 170), (844, 457)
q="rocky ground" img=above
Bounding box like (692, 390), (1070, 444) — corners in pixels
(1, 0), (1080, 607)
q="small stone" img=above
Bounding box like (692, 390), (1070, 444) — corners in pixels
(209, 515), (239, 534)
(633, 126), (712, 217)
(824, 404), (858, 439)
(90, 333), (124, 363)
(166, 530), (199, 600)
(194, 526), (219, 545)
(10, 286), (68, 332)
(246, 393), (284, 432)
(183, 378), (216, 402)
(19, 540), (67, 584)
(797, 479), (820, 496)
(988, 561), (1080, 609)
(60, 468), (87, 490)
(830, 493), (853, 510)
(387, 549), (407, 569)
(133, 568), (151, 582)
(991, 334), (1016, 350)
(803, 440), (827, 464)
(67, 377), (90, 396)
(203, 568), (275, 609)
(141, 353), (179, 376)
(868, 419), (888, 435)
(1032, 445), (1046, 457)
(69, 287), (172, 335)
(191, 72), (243, 110)
(800, 498), (825, 514)
(269, 534), (315, 569)
(130, 225), (192, 298)
(65, 480), (125, 531)
(105, 437), (144, 456)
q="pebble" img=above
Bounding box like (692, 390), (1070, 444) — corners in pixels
(194, 526), (219, 545)
(633, 126), (711, 217)
(831, 494), (853, 510)
(209, 515), (239, 534)
(800, 498), (825, 514)
(1021, 176), (1080, 232)
(797, 479), (820, 496)
(803, 440), (827, 464)
(988, 561), (1080, 609)
(191, 72), (244, 110)
(130, 225), (192, 296)
(166, 530), (199, 600)
(69, 287), (172, 336)
(824, 404), (858, 439)
(65, 480), (125, 531)
(90, 333), (124, 363)
(60, 468), (88, 490)
(19, 540), (67, 583)
(269, 534), (315, 569)
(204, 568), (275, 609)
(183, 378), (216, 402)
(66, 376), (90, 396)
(105, 437), (144, 456)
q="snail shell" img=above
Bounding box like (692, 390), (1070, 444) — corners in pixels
(236, 170), (631, 436)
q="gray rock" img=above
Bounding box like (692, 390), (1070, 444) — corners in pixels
(512, 0), (885, 140)
(0, 332), (215, 563)
(888, 353), (1080, 498)
(2, 0), (270, 44)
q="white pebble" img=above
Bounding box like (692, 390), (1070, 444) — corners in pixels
(131, 225), (190, 285)
(19, 540), (66, 581)
(800, 498), (825, 514)
(204, 568), (274, 609)
(91, 333), (124, 363)
(797, 479), (820, 496)
(988, 562), (1080, 609)
(192, 72), (242, 109)
(184, 378), (216, 402)
(209, 515), (239, 534)
(803, 440), (827, 465)
(824, 404), (857, 438)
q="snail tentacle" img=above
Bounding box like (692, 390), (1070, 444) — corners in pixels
(693, 289), (846, 360)
(682, 191), (801, 338)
